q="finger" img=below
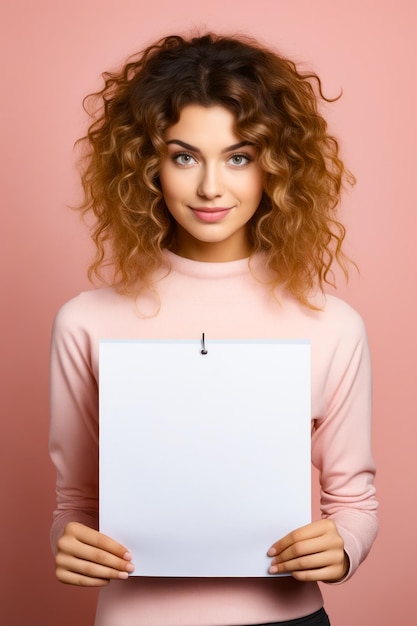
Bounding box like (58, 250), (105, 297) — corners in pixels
(56, 523), (136, 586)
(58, 534), (135, 573)
(67, 523), (132, 560)
(64, 522), (132, 560)
(267, 526), (317, 556)
(270, 548), (338, 573)
(272, 533), (342, 565)
(288, 565), (343, 582)
(56, 552), (133, 583)
(288, 557), (347, 582)
(269, 547), (348, 582)
(59, 523), (134, 571)
(268, 519), (337, 557)
(56, 565), (111, 587)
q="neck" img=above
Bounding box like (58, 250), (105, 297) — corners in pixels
(171, 235), (252, 263)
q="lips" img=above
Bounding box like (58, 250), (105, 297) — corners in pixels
(190, 207), (232, 223)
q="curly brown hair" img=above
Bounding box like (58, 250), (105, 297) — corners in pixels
(77, 33), (355, 306)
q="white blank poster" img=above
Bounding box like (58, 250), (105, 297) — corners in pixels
(99, 339), (311, 577)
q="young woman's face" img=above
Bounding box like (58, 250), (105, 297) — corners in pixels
(159, 105), (264, 262)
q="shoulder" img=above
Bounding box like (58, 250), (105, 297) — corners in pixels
(297, 293), (370, 370)
(315, 295), (371, 376)
(55, 286), (129, 315)
(308, 292), (367, 338)
(322, 293), (366, 329)
(52, 287), (126, 335)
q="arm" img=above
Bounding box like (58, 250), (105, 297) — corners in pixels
(268, 310), (378, 582)
(49, 298), (134, 585)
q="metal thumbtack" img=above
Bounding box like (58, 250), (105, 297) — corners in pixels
(201, 332), (208, 355)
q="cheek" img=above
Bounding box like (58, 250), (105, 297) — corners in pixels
(244, 173), (264, 205)
(159, 161), (177, 191)
(160, 168), (192, 202)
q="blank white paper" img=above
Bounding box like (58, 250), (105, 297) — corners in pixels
(99, 339), (311, 577)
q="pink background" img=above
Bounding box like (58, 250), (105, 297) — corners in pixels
(1, 1), (415, 624)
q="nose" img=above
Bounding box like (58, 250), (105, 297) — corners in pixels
(197, 164), (223, 199)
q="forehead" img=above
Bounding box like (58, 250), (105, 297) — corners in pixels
(164, 105), (240, 146)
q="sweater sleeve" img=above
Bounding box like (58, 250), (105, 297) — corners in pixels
(49, 298), (99, 553)
(311, 310), (378, 582)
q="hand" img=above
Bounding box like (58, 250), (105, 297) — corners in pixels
(55, 522), (135, 586)
(267, 519), (349, 582)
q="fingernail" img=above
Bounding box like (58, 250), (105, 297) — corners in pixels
(126, 563), (135, 573)
(267, 548), (276, 556)
(123, 551), (133, 561)
(269, 565), (278, 574)
(118, 571), (129, 579)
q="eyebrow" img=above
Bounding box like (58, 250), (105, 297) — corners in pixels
(165, 139), (255, 153)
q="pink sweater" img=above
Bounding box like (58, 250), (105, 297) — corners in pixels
(49, 251), (378, 626)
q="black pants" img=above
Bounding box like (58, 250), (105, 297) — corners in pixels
(252, 607), (330, 626)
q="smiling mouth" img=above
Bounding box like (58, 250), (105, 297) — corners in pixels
(190, 207), (233, 223)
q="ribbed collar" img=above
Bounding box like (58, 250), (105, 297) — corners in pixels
(163, 250), (271, 281)
(162, 250), (324, 308)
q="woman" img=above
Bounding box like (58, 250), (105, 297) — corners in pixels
(49, 33), (378, 626)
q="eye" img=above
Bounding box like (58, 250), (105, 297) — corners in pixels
(228, 153), (252, 167)
(172, 152), (197, 166)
